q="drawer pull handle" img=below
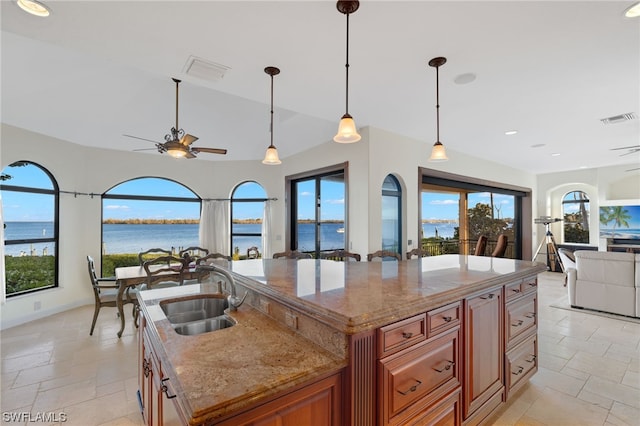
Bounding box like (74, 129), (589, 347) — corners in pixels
(512, 320), (523, 327)
(402, 332), (414, 339)
(512, 366), (524, 376)
(525, 312), (536, 319)
(142, 358), (151, 378)
(397, 379), (422, 396)
(442, 316), (453, 322)
(511, 288), (521, 293)
(528, 282), (537, 287)
(526, 355), (537, 363)
(161, 377), (177, 399)
(480, 294), (495, 300)
(433, 360), (455, 373)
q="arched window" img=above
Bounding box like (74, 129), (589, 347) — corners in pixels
(101, 177), (200, 275)
(562, 191), (589, 243)
(1, 161), (59, 296)
(382, 174), (402, 255)
(231, 182), (267, 259)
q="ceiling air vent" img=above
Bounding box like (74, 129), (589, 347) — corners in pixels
(600, 112), (637, 125)
(183, 56), (230, 82)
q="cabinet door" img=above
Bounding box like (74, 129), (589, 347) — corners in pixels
(216, 373), (342, 426)
(463, 288), (503, 420)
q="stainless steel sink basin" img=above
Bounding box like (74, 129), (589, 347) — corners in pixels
(159, 295), (236, 336)
(172, 317), (235, 336)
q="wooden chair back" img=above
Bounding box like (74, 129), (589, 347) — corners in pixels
(142, 255), (186, 289)
(273, 250), (313, 259)
(474, 236), (488, 256)
(491, 235), (508, 258)
(406, 248), (429, 260)
(367, 250), (402, 261)
(320, 250), (361, 262)
(138, 248), (172, 265)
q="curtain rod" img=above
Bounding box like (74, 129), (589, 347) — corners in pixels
(59, 191), (277, 202)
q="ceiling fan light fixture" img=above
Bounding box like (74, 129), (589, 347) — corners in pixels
(16, 0), (50, 17)
(427, 56), (449, 163)
(624, 1), (640, 18)
(262, 66), (282, 165)
(165, 142), (187, 158)
(334, 0), (361, 144)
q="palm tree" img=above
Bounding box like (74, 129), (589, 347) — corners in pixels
(602, 206), (631, 237)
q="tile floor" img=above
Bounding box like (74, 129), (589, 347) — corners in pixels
(1, 272), (639, 425)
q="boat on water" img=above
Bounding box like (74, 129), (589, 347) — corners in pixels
(337, 227), (344, 233)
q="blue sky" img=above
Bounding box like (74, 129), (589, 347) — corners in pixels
(422, 191), (515, 221)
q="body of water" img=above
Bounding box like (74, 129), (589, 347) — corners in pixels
(422, 222), (457, 239)
(3, 221), (347, 256)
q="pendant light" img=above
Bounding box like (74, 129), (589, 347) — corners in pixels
(334, 0), (361, 143)
(428, 57), (449, 162)
(262, 66), (282, 165)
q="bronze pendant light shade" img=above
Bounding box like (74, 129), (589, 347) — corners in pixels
(428, 57), (449, 162)
(262, 66), (282, 165)
(334, 0), (361, 143)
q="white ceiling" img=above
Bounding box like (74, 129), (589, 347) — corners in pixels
(1, 0), (639, 174)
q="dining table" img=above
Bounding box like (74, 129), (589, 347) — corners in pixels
(114, 260), (230, 337)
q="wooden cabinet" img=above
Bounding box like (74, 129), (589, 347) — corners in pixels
(138, 313), (184, 426)
(504, 276), (538, 400)
(215, 373), (343, 426)
(378, 302), (461, 426)
(462, 287), (504, 425)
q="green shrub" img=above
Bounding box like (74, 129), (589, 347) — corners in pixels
(4, 256), (55, 295)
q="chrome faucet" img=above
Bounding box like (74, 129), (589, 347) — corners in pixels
(197, 264), (247, 311)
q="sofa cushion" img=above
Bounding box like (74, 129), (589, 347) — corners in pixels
(575, 250), (635, 288)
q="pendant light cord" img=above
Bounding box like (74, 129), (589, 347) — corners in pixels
(269, 73), (275, 148)
(435, 65), (440, 142)
(175, 79), (180, 131)
(344, 12), (350, 115)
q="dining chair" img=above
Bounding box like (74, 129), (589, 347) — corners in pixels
(320, 250), (361, 262)
(247, 246), (260, 259)
(367, 250), (402, 261)
(87, 255), (135, 336)
(142, 255), (187, 290)
(473, 236), (488, 256)
(138, 248), (172, 265)
(491, 234), (508, 258)
(406, 248), (429, 260)
(179, 246), (210, 263)
(273, 250), (313, 259)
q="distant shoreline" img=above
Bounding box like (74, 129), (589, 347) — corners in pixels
(101, 219), (347, 225)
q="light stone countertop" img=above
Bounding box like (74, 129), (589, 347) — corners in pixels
(138, 255), (546, 424)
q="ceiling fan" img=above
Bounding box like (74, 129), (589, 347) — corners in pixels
(610, 144), (640, 157)
(125, 78), (227, 159)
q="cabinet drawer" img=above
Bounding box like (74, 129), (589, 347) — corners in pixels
(427, 302), (461, 338)
(378, 313), (427, 357)
(505, 292), (537, 347)
(380, 329), (459, 425)
(505, 334), (537, 397)
(407, 389), (461, 426)
(505, 277), (538, 303)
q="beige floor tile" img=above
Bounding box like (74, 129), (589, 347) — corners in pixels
(524, 386), (609, 425)
(583, 375), (640, 409)
(529, 366), (587, 397)
(0, 383), (38, 412)
(565, 351), (629, 383)
(31, 378), (97, 414)
(606, 401), (640, 426)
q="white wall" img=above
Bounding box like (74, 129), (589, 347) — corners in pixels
(1, 123), (538, 329)
(536, 165), (640, 252)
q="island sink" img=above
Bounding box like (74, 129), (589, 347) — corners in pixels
(159, 294), (236, 336)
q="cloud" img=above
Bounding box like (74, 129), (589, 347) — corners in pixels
(327, 198), (344, 205)
(104, 205), (130, 210)
(300, 191), (312, 196)
(430, 199), (458, 205)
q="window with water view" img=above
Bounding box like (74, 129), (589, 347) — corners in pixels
(1, 161), (59, 296)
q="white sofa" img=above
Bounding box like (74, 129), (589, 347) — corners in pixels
(565, 250), (639, 318)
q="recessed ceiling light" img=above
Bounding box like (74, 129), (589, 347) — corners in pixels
(551, 153), (561, 157)
(505, 130), (518, 135)
(624, 1), (640, 18)
(16, 0), (51, 17)
(454, 73), (476, 85)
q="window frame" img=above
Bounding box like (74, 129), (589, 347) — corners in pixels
(1, 161), (59, 297)
(285, 162), (348, 258)
(381, 174), (402, 255)
(230, 181), (268, 259)
(561, 190), (590, 244)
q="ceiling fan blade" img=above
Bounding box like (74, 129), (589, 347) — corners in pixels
(610, 145), (640, 151)
(185, 150), (197, 159)
(132, 148), (159, 152)
(619, 149), (640, 156)
(123, 134), (163, 144)
(191, 147), (227, 155)
(180, 133), (199, 146)
(625, 167), (640, 172)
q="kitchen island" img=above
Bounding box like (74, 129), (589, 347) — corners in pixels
(137, 255), (547, 425)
